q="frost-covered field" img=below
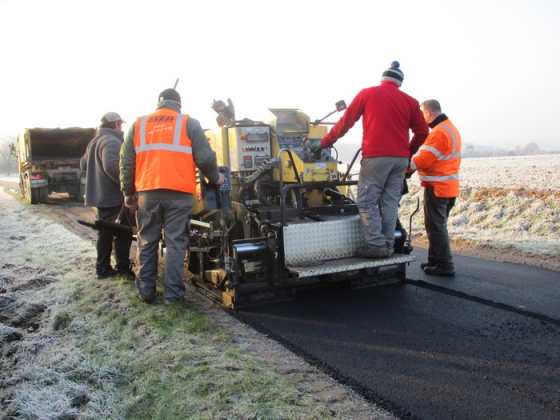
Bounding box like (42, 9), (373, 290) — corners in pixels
(400, 154), (560, 260)
(340, 154), (560, 263)
(451, 154), (560, 190)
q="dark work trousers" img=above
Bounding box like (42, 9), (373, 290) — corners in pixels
(357, 157), (408, 247)
(96, 205), (133, 275)
(135, 196), (192, 302)
(423, 188), (456, 269)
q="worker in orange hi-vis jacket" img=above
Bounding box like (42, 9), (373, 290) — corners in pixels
(120, 88), (225, 305)
(409, 99), (462, 276)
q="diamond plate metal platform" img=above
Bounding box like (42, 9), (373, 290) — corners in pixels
(286, 254), (416, 277)
(283, 216), (415, 278)
(283, 215), (366, 264)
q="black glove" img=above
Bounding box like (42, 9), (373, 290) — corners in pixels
(402, 178), (409, 195)
(310, 142), (323, 153)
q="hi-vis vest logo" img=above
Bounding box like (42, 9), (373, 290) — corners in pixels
(147, 116), (175, 123)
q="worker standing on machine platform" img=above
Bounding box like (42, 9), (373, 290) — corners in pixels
(120, 88), (225, 305)
(312, 61), (429, 258)
(409, 99), (461, 276)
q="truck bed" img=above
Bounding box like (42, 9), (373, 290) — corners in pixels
(22, 127), (96, 161)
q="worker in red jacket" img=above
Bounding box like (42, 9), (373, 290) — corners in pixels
(312, 61), (429, 258)
(409, 99), (462, 276)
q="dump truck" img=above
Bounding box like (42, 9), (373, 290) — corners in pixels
(187, 100), (417, 308)
(17, 127), (96, 204)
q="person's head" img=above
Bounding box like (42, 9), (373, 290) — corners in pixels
(158, 88), (182, 108)
(420, 99), (442, 124)
(100, 112), (125, 130)
(380, 61), (404, 87)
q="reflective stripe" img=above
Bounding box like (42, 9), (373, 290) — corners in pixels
(419, 145), (442, 158)
(135, 114), (192, 154)
(419, 173), (459, 182)
(418, 141), (461, 161)
(174, 114), (184, 144)
(136, 143), (193, 153)
(139, 116), (147, 145)
(439, 124), (459, 153)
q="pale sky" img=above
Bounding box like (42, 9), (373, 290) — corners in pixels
(1, 0), (559, 149)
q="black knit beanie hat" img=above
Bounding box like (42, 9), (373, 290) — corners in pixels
(158, 88), (182, 107)
(381, 61), (404, 87)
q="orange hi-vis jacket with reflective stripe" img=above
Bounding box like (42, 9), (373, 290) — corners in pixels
(133, 108), (196, 194)
(410, 118), (461, 198)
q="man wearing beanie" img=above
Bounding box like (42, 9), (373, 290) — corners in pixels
(312, 61), (429, 258)
(120, 88), (225, 304)
(80, 112), (135, 280)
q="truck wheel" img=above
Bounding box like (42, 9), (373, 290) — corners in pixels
(39, 187), (48, 203)
(19, 176), (25, 199)
(77, 184), (86, 203)
(25, 177), (39, 204)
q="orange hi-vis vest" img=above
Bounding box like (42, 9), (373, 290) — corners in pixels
(410, 119), (461, 198)
(133, 108), (196, 193)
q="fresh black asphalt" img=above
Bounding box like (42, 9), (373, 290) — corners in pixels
(234, 249), (560, 420)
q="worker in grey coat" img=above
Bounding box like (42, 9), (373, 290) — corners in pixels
(80, 112), (134, 280)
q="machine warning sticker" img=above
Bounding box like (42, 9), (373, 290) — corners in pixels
(315, 163), (326, 169)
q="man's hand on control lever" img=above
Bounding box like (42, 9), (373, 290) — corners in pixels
(216, 173), (226, 186)
(311, 141), (323, 154)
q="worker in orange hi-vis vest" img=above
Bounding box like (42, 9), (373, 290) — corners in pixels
(409, 99), (462, 276)
(120, 88), (225, 304)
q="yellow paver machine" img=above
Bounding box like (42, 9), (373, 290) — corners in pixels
(188, 99), (416, 308)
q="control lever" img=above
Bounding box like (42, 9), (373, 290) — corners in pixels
(218, 166), (232, 210)
(313, 100), (347, 125)
(302, 136), (323, 161)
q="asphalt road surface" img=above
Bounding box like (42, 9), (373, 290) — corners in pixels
(235, 250), (560, 420)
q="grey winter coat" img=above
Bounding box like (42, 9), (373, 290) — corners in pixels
(80, 128), (125, 208)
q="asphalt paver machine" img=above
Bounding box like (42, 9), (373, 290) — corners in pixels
(188, 99), (416, 308)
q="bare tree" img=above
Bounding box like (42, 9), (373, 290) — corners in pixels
(522, 142), (541, 155)
(0, 135), (18, 176)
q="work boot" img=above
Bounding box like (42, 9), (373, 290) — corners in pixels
(420, 261), (436, 270)
(97, 268), (119, 280)
(164, 297), (183, 305)
(386, 242), (395, 257)
(118, 269), (136, 281)
(423, 264), (455, 276)
(357, 244), (388, 259)
(136, 293), (155, 304)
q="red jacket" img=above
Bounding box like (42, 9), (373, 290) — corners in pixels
(321, 81), (429, 158)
